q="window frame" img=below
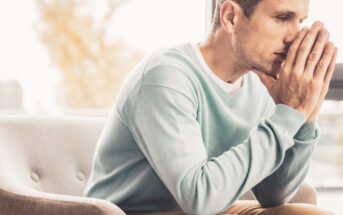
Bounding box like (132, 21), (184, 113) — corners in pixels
(205, 0), (216, 35)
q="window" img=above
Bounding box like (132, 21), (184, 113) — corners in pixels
(0, 0), (207, 115)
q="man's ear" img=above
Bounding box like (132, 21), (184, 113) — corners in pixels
(220, 0), (242, 33)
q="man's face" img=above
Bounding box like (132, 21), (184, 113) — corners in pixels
(232, 0), (309, 77)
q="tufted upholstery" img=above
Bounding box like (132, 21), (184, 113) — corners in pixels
(0, 115), (105, 196)
(0, 115), (317, 215)
(0, 115), (125, 215)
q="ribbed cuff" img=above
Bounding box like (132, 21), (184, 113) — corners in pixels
(269, 104), (307, 137)
(294, 118), (318, 141)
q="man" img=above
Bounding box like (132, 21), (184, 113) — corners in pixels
(84, 0), (337, 214)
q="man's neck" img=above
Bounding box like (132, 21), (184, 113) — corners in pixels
(198, 28), (250, 84)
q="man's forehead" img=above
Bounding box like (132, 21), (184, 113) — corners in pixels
(259, 0), (309, 18)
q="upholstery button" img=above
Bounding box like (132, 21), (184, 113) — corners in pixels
(31, 172), (39, 182)
(76, 172), (85, 181)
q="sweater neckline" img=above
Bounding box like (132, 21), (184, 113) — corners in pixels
(189, 42), (248, 107)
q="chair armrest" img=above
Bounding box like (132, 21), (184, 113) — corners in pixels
(0, 187), (125, 215)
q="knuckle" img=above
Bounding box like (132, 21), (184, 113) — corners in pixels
(308, 28), (318, 37)
(316, 60), (326, 70)
(308, 52), (318, 62)
(281, 67), (290, 74)
(290, 71), (301, 80)
(309, 80), (319, 90)
(299, 44), (308, 53)
(303, 74), (313, 83)
(310, 79), (319, 86)
(289, 46), (298, 54)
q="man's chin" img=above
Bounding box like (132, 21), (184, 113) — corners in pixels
(251, 66), (279, 80)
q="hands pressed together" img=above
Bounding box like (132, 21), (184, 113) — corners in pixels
(255, 21), (338, 122)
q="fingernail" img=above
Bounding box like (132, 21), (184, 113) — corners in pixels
(313, 21), (323, 28)
(313, 21), (320, 27)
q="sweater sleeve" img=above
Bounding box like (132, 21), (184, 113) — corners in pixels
(251, 119), (319, 207)
(131, 84), (307, 215)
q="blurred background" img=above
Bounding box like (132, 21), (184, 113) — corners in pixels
(0, 0), (206, 114)
(0, 0), (342, 212)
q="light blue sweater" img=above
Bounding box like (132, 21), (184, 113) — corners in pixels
(84, 43), (318, 214)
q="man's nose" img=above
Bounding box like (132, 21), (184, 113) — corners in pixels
(284, 24), (301, 47)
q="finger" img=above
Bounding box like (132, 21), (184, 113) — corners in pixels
(283, 27), (308, 73)
(322, 47), (338, 89)
(314, 48), (337, 115)
(304, 28), (329, 77)
(293, 21), (324, 74)
(314, 42), (335, 81)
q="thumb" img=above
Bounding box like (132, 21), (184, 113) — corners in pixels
(252, 69), (276, 92)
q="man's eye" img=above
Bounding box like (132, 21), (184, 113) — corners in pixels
(276, 16), (290, 21)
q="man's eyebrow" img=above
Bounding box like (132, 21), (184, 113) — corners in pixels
(272, 10), (308, 20)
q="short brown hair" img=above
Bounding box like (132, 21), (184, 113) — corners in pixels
(212, 0), (262, 29)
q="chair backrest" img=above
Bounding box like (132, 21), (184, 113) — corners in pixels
(0, 115), (106, 197)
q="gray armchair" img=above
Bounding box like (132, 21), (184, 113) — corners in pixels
(0, 115), (317, 215)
